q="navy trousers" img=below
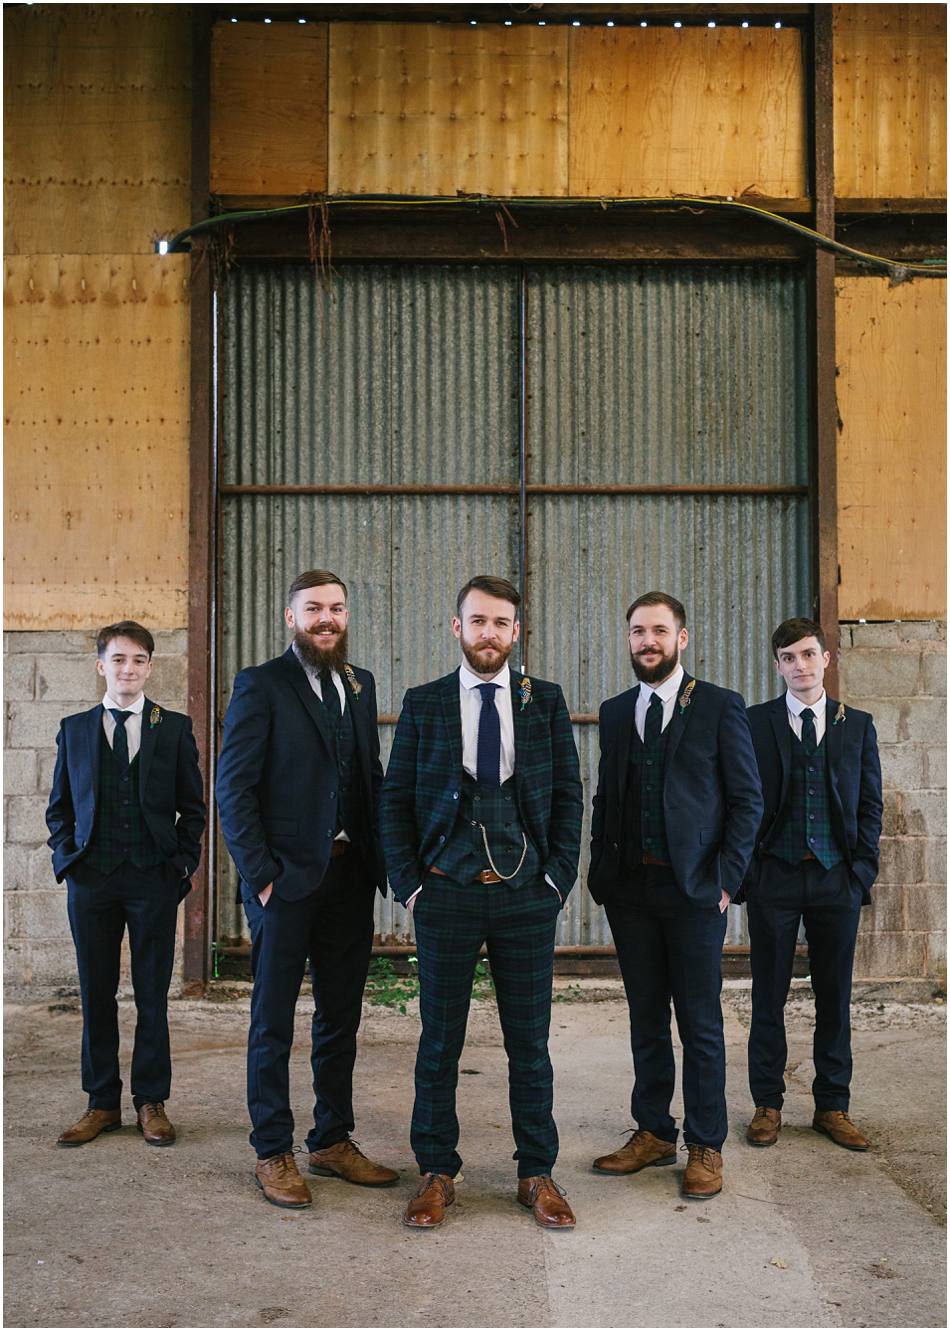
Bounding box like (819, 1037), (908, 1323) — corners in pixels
(243, 848), (376, 1158)
(66, 860), (181, 1110)
(410, 874), (562, 1179)
(605, 866), (729, 1151)
(747, 857), (862, 1112)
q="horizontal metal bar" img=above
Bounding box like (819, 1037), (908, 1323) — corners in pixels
(220, 483), (809, 497)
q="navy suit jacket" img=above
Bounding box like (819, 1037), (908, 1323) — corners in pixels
(589, 673), (763, 908)
(380, 668), (583, 906)
(743, 694), (883, 904)
(215, 647), (387, 903)
(45, 699), (206, 893)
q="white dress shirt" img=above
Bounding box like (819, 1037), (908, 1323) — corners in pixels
(634, 664), (685, 741)
(292, 644), (350, 842)
(785, 689), (827, 745)
(101, 692), (145, 760)
(459, 660), (515, 782)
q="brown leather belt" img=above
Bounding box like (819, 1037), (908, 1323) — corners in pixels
(331, 841), (349, 858)
(801, 852), (817, 861)
(429, 865), (503, 885)
(641, 854), (672, 867)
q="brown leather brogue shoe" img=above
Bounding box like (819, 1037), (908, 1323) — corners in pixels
(592, 1128), (677, 1175)
(136, 1102), (176, 1146)
(255, 1152), (312, 1209)
(682, 1145), (723, 1199)
(57, 1107), (121, 1147)
(746, 1106), (782, 1147)
(308, 1137), (399, 1187)
(517, 1175), (576, 1229)
(812, 1110), (870, 1151)
(402, 1172), (455, 1228)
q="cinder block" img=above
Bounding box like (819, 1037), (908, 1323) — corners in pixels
(923, 838), (947, 884)
(896, 621), (946, 644)
(925, 746), (947, 788)
(853, 929), (926, 979)
(2, 939), (79, 989)
(149, 654), (188, 708)
(3, 844), (55, 891)
(902, 699), (948, 743)
(5, 795), (51, 845)
(6, 702), (70, 750)
(839, 651), (921, 699)
(35, 656), (98, 703)
(845, 623), (901, 649)
(154, 630), (188, 655)
(876, 836), (926, 886)
(924, 932), (947, 977)
(864, 882), (904, 933)
(4, 631), (97, 654)
(902, 789), (947, 837)
(37, 750), (58, 794)
(920, 653), (947, 698)
(3, 887), (69, 940)
(3, 750), (37, 796)
(4, 656), (35, 701)
(843, 699), (903, 743)
(879, 743), (927, 792)
(904, 883), (947, 934)
(882, 792), (906, 837)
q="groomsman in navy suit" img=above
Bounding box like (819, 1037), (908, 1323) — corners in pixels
(743, 617), (883, 1151)
(46, 621), (205, 1148)
(589, 592), (762, 1199)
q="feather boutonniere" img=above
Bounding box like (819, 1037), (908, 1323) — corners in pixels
(519, 676), (532, 711)
(832, 702), (846, 726)
(343, 663), (362, 698)
(149, 706), (162, 729)
(678, 679), (697, 714)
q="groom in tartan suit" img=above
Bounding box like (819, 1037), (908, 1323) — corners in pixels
(380, 575), (583, 1230)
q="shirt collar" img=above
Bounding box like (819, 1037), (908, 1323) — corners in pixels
(292, 641), (337, 679)
(640, 663), (684, 705)
(102, 692), (145, 714)
(459, 661), (511, 692)
(786, 689), (826, 718)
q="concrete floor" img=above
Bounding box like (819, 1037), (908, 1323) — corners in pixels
(4, 982), (946, 1329)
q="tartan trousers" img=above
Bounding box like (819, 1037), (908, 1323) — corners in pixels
(410, 874), (562, 1179)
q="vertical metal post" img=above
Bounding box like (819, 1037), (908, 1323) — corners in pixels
(808, 4), (840, 695)
(517, 265), (529, 671)
(184, 9), (214, 991)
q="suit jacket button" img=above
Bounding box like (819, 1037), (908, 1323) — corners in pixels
(453, 791), (459, 800)
(439, 835), (446, 843)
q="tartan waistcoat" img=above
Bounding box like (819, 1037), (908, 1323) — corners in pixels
(85, 741), (164, 874)
(434, 773), (541, 887)
(325, 693), (362, 841)
(767, 734), (842, 870)
(623, 721), (672, 868)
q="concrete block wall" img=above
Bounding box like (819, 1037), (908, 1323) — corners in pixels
(839, 621), (947, 982)
(3, 631), (189, 990)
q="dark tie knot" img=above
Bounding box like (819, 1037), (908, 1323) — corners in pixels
(109, 709), (132, 727)
(477, 683), (499, 706)
(800, 707), (814, 723)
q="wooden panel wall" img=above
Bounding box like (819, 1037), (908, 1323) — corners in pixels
(836, 277), (946, 620)
(211, 22), (328, 196)
(834, 4), (947, 199)
(328, 23), (568, 196)
(4, 4), (191, 255)
(4, 256), (191, 628)
(569, 28), (807, 199)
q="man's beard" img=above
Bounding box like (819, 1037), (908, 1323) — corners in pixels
(294, 625), (349, 673)
(630, 644), (679, 685)
(460, 634), (514, 678)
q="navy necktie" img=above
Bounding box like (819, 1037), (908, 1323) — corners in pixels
(800, 707), (817, 756)
(476, 683), (501, 788)
(109, 709), (132, 768)
(320, 668), (342, 723)
(644, 692), (663, 748)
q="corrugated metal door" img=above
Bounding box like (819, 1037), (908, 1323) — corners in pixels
(216, 262), (809, 949)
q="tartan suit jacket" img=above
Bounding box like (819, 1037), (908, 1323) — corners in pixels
(742, 694), (883, 904)
(380, 668), (583, 906)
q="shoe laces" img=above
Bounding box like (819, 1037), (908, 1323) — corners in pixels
(683, 1143), (718, 1169)
(414, 1172), (450, 1200)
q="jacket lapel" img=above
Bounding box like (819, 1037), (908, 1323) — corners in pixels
(616, 685), (638, 809)
(86, 704), (104, 808)
(342, 664), (372, 788)
(770, 696), (793, 809)
(510, 674), (531, 791)
(440, 670), (464, 773)
(824, 695), (843, 805)
(279, 647), (333, 752)
(138, 697), (158, 801)
(662, 672), (695, 775)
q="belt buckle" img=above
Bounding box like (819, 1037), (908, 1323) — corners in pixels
(478, 869), (500, 884)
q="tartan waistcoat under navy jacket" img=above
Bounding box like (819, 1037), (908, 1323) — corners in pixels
(84, 742), (165, 874)
(766, 734), (842, 870)
(434, 773), (542, 887)
(324, 689), (362, 841)
(623, 723), (672, 868)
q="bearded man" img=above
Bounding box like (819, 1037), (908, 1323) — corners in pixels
(380, 576), (582, 1230)
(588, 592), (762, 1201)
(216, 569), (397, 1208)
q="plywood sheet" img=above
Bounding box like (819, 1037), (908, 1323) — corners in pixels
(569, 27), (806, 199)
(211, 21), (328, 196)
(329, 22), (568, 196)
(836, 277), (946, 620)
(3, 5), (191, 256)
(4, 255), (190, 628)
(834, 4), (946, 199)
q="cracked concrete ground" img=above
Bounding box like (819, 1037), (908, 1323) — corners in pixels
(4, 981), (946, 1329)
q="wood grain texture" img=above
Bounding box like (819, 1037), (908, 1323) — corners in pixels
(569, 27), (806, 198)
(329, 22), (568, 196)
(211, 21), (328, 196)
(4, 256), (190, 628)
(3, 5), (191, 255)
(834, 4), (946, 199)
(836, 276), (946, 620)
